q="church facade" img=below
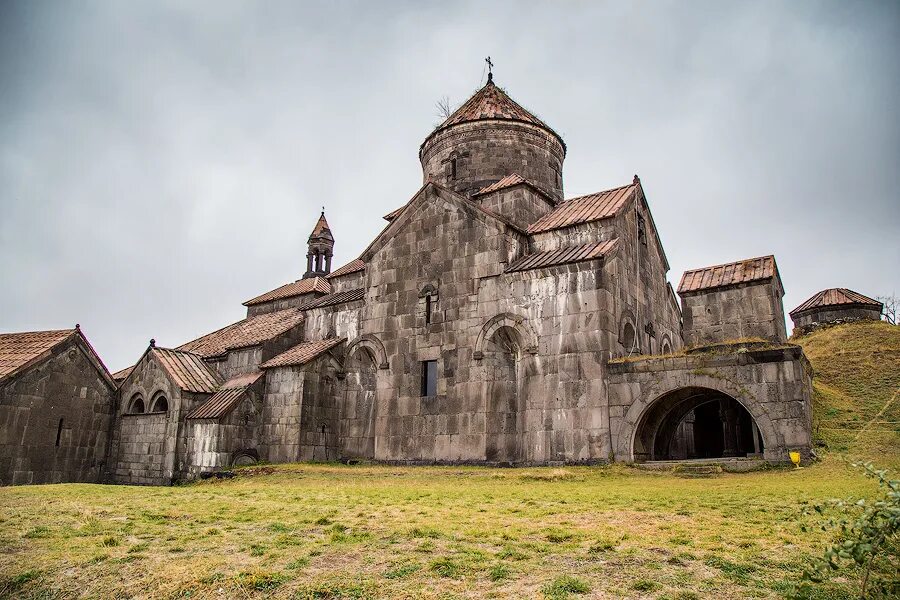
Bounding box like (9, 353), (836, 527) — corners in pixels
(101, 77), (813, 485)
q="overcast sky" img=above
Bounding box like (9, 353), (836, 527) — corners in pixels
(1, 1), (898, 372)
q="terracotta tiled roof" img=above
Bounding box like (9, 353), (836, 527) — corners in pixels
(0, 329), (74, 381)
(178, 308), (306, 358)
(151, 347), (222, 393)
(309, 212), (333, 241)
(790, 288), (883, 317)
(243, 276), (331, 307)
(112, 365), (134, 381)
(506, 239), (619, 273)
(186, 371), (263, 420)
(261, 338), (345, 369)
(476, 173), (526, 195)
(527, 183), (636, 234)
(303, 288), (366, 310)
(424, 81), (564, 149)
(678, 255), (778, 294)
(473, 173), (554, 202)
(327, 259), (366, 279)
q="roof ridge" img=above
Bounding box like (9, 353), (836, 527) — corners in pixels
(561, 182), (635, 204)
(681, 254), (775, 276)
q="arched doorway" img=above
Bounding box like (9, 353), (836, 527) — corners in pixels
(341, 345), (377, 460)
(482, 325), (523, 464)
(633, 387), (764, 461)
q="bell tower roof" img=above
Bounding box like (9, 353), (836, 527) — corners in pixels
(423, 79), (565, 151)
(308, 211), (333, 243)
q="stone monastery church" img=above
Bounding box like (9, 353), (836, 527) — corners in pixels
(0, 75), (818, 486)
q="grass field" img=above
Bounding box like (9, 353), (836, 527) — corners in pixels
(1, 321), (897, 600)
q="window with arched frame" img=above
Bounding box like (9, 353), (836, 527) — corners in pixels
(419, 284), (438, 326)
(150, 392), (168, 413)
(128, 394), (145, 414)
(621, 322), (637, 355)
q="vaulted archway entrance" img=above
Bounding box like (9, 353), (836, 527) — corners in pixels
(633, 387), (764, 461)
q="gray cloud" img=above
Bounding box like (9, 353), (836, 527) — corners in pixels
(2, 0), (898, 371)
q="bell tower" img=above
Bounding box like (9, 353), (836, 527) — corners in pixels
(303, 210), (334, 279)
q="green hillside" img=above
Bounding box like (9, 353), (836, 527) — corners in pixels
(793, 320), (900, 465)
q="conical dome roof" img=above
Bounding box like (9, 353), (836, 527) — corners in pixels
(423, 79), (564, 150)
(308, 212), (333, 242)
(790, 288), (882, 317)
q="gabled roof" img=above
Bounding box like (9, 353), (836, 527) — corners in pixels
(473, 173), (554, 203)
(423, 80), (564, 151)
(243, 276), (331, 307)
(363, 182), (526, 262)
(261, 338), (345, 369)
(112, 365), (134, 382)
(506, 239), (619, 273)
(678, 255), (779, 294)
(309, 212), (334, 242)
(178, 308), (306, 358)
(186, 371), (263, 420)
(790, 288), (883, 317)
(303, 288), (366, 310)
(151, 347), (222, 393)
(327, 259), (366, 279)
(0, 327), (115, 388)
(0, 329), (75, 381)
(527, 182), (635, 234)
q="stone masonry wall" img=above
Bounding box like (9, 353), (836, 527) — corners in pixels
(298, 359), (342, 461)
(261, 366), (305, 463)
(328, 270), (365, 294)
(110, 352), (182, 485)
(792, 306), (882, 330)
(606, 346), (812, 463)
(113, 413), (168, 485)
(611, 198), (683, 357)
(303, 302), (362, 342)
(681, 280), (786, 347)
(181, 394), (259, 479)
(420, 120), (565, 201)
(477, 185), (554, 232)
(360, 187), (527, 462)
(0, 337), (114, 485)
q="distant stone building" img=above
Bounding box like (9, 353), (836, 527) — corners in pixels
(0, 327), (116, 485)
(4, 75), (816, 485)
(789, 288), (883, 334)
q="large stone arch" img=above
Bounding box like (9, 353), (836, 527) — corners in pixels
(618, 372), (782, 462)
(473, 313), (538, 360)
(346, 334), (389, 370)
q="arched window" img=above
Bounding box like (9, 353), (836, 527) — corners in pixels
(150, 393), (168, 413)
(621, 322), (637, 355)
(128, 394), (145, 414)
(420, 284), (438, 326)
(660, 335), (673, 355)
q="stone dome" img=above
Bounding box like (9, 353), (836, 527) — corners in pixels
(419, 78), (566, 202)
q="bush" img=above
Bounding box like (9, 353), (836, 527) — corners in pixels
(799, 462), (899, 599)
